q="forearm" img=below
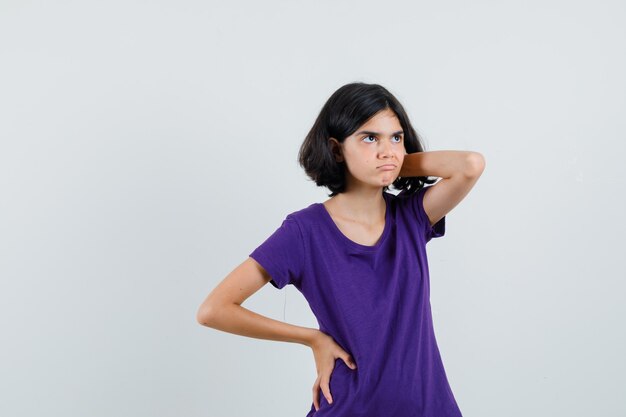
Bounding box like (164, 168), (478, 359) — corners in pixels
(399, 150), (483, 179)
(200, 303), (319, 347)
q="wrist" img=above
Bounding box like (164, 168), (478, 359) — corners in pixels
(301, 328), (322, 348)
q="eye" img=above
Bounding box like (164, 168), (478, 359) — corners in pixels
(392, 135), (403, 143)
(362, 135), (377, 143)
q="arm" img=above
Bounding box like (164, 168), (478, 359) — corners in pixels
(196, 257), (319, 347)
(399, 150), (486, 226)
(197, 257), (356, 409)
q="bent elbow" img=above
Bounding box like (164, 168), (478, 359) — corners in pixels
(196, 304), (216, 327)
(464, 152), (486, 178)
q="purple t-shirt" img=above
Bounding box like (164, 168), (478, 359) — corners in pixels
(249, 186), (463, 417)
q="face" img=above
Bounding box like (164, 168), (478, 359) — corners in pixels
(329, 108), (406, 191)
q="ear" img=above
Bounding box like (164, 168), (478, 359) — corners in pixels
(328, 137), (344, 163)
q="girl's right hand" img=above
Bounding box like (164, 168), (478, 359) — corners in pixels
(309, 330), (357, 411)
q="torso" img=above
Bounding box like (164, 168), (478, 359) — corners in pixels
(250, 188), (461, 416)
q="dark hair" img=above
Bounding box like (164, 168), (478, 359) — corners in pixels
(298, 82), (436, 197)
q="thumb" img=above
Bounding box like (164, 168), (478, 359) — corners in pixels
(342, 354), (357, 370)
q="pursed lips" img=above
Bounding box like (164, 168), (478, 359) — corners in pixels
(377, 164), (397, 169)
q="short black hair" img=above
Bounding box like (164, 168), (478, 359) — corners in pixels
(298, 82), (436, 197)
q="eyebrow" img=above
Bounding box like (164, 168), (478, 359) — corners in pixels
(355, 130), (404, 136)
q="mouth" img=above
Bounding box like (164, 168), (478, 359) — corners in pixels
(377, 164), (397, 170)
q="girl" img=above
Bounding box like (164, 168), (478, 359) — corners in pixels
(197, 82), (485, 416)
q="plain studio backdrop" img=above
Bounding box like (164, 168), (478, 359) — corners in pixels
(1, 1), (624, 416)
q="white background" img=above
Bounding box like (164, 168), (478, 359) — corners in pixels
(1, 1), (625, 416)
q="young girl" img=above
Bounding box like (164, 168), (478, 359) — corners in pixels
(197, 82), (485, 416)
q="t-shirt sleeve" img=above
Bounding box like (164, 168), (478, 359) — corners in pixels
(410, 186), (446, 243)
(248, 214), (305, 289)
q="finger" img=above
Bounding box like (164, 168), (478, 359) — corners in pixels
(342, 354), (357, 370)
(320, 374), (333, 404)
(312, 381), (320, 411)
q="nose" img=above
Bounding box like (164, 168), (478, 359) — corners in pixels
(379, 138), (394, 158)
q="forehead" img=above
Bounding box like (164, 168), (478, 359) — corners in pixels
(359, 109), (401, 129)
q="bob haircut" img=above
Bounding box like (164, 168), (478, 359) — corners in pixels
(298, 82), (436, 197)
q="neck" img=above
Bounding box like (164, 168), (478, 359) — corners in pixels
(330, 185), (386, 224)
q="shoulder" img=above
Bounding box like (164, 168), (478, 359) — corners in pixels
(383, 188), (417, 206)
(282, 202), (320, 231)
(385, 186), (432, 222)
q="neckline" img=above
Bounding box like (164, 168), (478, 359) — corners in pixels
(317, 191), (392, 252)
